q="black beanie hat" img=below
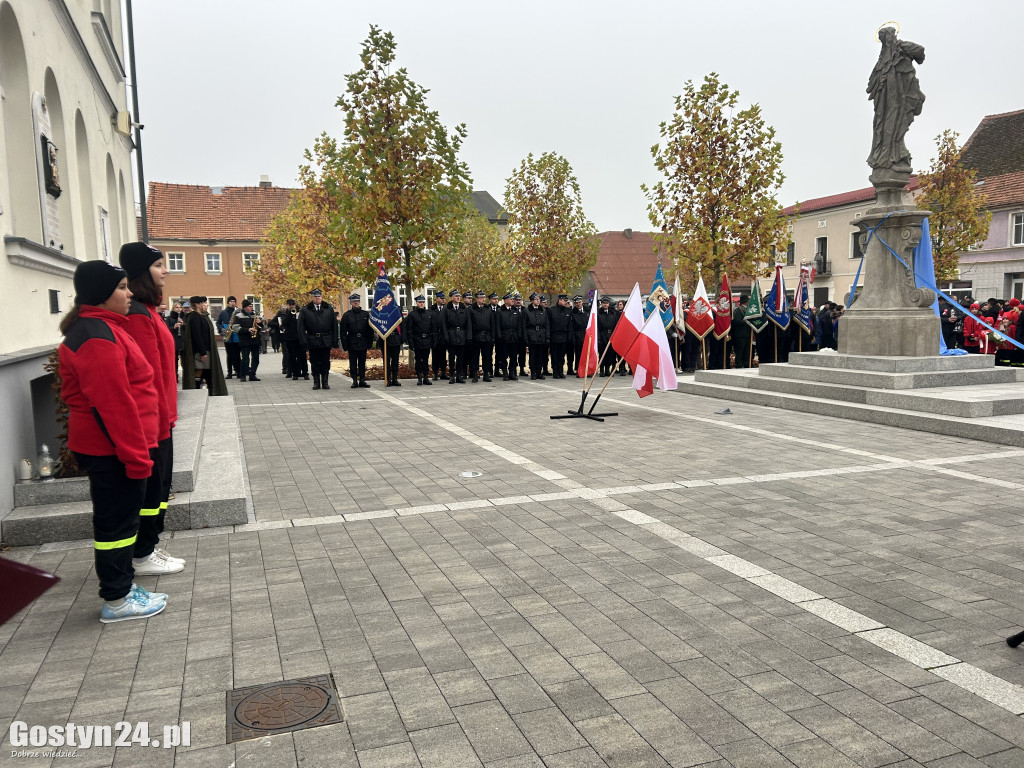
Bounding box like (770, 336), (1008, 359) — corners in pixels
(74, 260), (126, 306)
(118, 241), (163, 280)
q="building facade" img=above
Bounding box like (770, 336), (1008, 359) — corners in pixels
(0, 0), (136, 519)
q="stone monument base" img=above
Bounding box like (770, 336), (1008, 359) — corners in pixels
(838, 307), (940, 357)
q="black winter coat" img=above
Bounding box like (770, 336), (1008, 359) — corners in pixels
(496, 305), (521, 343)
(569, 307), (588, 342)
(523, 305), (549, 344)
(442, 304), (472, 346)
(470, 304), (497, 342)
(596, 308), (617, 347)
(547, 305), (573, 343)
(297, 302), (339, 348)
(340, 308), (372, 352)
(406, 308), (435, 349)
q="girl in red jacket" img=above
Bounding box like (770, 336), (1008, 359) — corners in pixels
(119, 242), (185, 576)
(59, 261), (165, 623)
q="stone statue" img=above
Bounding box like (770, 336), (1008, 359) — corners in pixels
(867, 26), (925, 180)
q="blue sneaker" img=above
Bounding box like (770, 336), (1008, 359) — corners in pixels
(100, 592), (166, 623)
(131, 582), (167, 604)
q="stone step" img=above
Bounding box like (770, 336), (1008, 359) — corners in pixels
(1, 393), (246, 547)
(12, 389), (209, 508)
(695, 369), (1024, 418)
(787, 351), (995, 373)
(677, 378), (1024, 447)
(756, 362), (1023, 390)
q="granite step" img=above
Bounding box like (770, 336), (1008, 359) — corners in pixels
(787, 351), (995, 373)
(756, 362), (1023, 390)
(12, 389), (209, 508)
(677, 377), (1024, 447)
(695, 369), (1024, 418)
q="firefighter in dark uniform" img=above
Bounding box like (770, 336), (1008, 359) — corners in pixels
(297, 288), (339, 390)
(513, 294), (527, 376)
(442, 289), (471, 383)
(469, 291), (496, 382)
(376, 318), (402, 386)
(488, 293), (502, 377)
(407, 295), (435, 385)
(281, 299), (308, 380)
(523, 293), (550, 379)
(340, 293), (372, 388)
(596, 297), (617, 376)
(546, 294), (572, 378)
(430, 292), (447, 380)
(496, 293), (521, 381)
(731, 295), (752, 368)
(568, 295), (587, 376)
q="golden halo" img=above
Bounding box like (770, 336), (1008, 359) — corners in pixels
(875, 21), (901, 41)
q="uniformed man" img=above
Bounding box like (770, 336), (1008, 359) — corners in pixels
(297, 288), (339, 390)
(469, 291), (496, 382)
(731, 295), (752, 368)
(442, 289), (471, 384)
(523, 293), (549, 380)
(281, 299), (308, 380)
(430, 291), (447, 380)
(376, 318), (402, 387)
(488, 293), (501, 376)
(513, 294), (527, 376)
(496, 293), (521, 381)
(407, 295), (435, 385)
(340, 293), (371, 388)
(568, 295), (587, 376)
(461, 290), (475, 379)
(547, 294), (572, 379)
(235, 299), (264, 382)
(597, 297), (617, 376)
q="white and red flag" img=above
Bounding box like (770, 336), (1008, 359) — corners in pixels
(610, 283), (644, 361)
(713, 274), (732, 340)
(577, 292), (599, 378)
(673, 274), (686, 332)
(685, 276), (714, 339)
(630, 314), (678, 398)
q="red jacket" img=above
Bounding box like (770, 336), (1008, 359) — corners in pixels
(124, 300), (177, 440)
(59, 305), (159, 479)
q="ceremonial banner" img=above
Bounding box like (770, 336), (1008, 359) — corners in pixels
(630, 315), (678, 398)
(744, 278), (768, 332)
(610, 283), (644, 359)
(792, 266), (812, 333)
(685, 276), (714, 339)
(645, 263), (674, 329)
(673, 274), (686, 332)
(713, 274), (732, 340)
(577, 291), (599, 378)
(370, 257), (403, 339)
(763, 264), (790, 330)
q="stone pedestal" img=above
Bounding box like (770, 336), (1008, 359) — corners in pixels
(838, 171), (939, 357)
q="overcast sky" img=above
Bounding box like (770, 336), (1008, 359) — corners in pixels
(129, 0), (1021, 232)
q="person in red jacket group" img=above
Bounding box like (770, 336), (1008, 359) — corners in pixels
(119, 242), (186, 575)
(58, 260), (166, 623)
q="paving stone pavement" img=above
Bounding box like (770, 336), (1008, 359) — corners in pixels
(3, 358), (1024, 767)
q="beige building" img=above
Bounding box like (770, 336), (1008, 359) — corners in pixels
(0, 0), (137, 519)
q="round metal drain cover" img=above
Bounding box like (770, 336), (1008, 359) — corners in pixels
(235, 682), (331, 730)
(460, 471), (483, 478)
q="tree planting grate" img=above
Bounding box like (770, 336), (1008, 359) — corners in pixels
(225, 674), (344, 744)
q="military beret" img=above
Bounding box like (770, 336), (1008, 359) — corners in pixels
(529, 292), (540, 300)
(488, 293), (499, 299)
(475, 291), (486, 298)
(414, 295), (426, 302)
(435, 291), (446, 299)
(449, 289), (462, 297)
(310, 288), (323, 296)
(349, 293), (361, 301)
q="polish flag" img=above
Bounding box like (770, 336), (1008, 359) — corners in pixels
(577, 292), (599, 378)
(610, 283), (644, 360)
(630, 314), (679, 398)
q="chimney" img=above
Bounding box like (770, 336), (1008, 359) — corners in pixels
(623, 228), (632, 239)
(259, 174), (272, 188)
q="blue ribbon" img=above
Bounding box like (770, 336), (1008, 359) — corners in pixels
(864, 211), (1024, 353)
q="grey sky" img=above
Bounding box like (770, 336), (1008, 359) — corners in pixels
(131, 0), (1021, 232)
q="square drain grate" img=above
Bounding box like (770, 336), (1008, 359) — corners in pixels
(226, 673), (344, 744)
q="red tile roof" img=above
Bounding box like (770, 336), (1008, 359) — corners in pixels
(961, 109), (1024, 178)
(975, 170), (1024, 209)
(781, 177), (919, 216)
(589, 230), (666, 296)
(146, 182), (297, 241)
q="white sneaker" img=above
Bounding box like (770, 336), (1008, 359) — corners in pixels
(132, 552), (184, 575)
(153, 548), (186, 566)
(100, 592), (166, 623)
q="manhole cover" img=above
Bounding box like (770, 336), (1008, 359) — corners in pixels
(459, 471), (483, 478)
(226, 674), (344, 744)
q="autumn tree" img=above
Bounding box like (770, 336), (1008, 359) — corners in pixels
(327, 25), (473, 303)
(916, 129), (991, 282)
(430, 211), (515, 293)
(503, 152), (599, 295)
(253, 135), (357, 312)
(643, 73), (787, 283)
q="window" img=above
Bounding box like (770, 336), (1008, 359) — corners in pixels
(205, 252), (221, 273)
(167, 252), (185, 272)
(394, 283), (407, 306)
(1013, 212), (1024, 246)
(851, 232), (864, 260)
(49, 289), (60, 314)
(99, 207), (112, 262)
(815, 236), (828, 273)
(425, 286), (436, 302)
(242, 252), (260, 272)
(786, 242), (795, 266)
(207, 296), (225, 319)
(245, 295), (263, 317)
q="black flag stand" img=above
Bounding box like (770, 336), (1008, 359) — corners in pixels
(1008, 629), (1024, 648)
(551, 338), (617, 422)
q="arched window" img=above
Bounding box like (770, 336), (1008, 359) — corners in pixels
(74, 110), (98, 258)
(43, 69), (72, 253)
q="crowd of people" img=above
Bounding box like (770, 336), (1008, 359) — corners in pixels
(941, 296), (1024, 364)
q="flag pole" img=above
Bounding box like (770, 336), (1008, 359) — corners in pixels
(674, 334), (679, 372)
(701, 338), (706, 371)
(585, 312), (659, 416)
(749, 333), (754, 367)
(774, 325), (778, 363)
